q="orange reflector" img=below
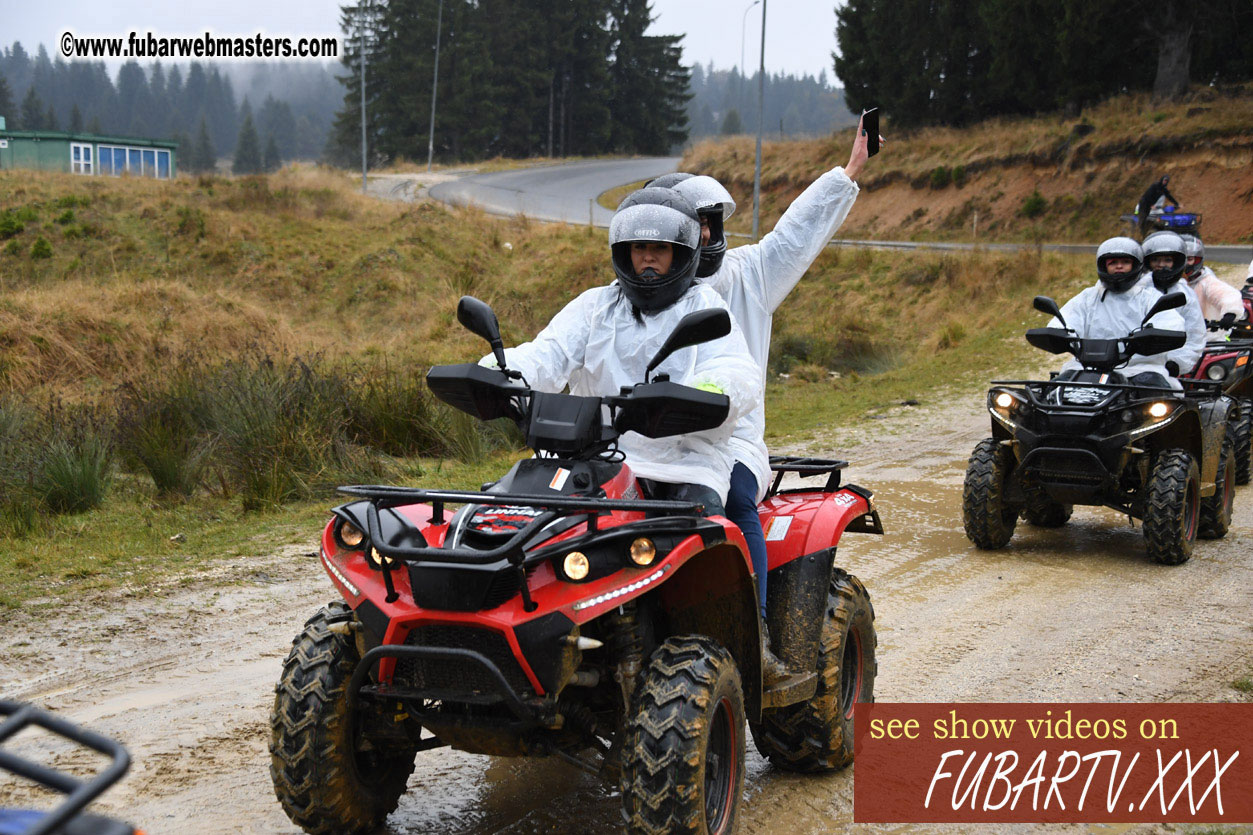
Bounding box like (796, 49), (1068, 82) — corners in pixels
(1238, 355), (1248, 366)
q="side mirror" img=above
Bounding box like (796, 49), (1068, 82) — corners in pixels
(1033, 295), (1065, 328)
(1140, 291), (1186, 327)
(457, 295), (507, 371)
(645, 309), (732, 381)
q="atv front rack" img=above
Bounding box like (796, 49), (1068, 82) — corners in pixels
(766, 456), (848, 496)
(0, 700), (131, 835)
(994, 378), (1224, 403)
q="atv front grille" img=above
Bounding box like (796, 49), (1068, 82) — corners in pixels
(1029, 451), (1107, 487)
(394, 625), (533, 698)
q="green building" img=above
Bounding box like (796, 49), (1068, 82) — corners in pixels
(0, 117), (177, 178)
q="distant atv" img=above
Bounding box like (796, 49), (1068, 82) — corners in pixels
(269, 297), (883, 835)
(1122, 204), (1202, 239)
(1182, 319), (1253, 484)
(963, 292), (1234, 564)
(0, 700), (138, 835)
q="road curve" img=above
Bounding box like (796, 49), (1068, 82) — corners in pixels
(428, 157), (681, 226)
(426, 157), (1252, 266)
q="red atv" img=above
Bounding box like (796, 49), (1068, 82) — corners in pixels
(1182, 317), (1253, 484)
(269, 298), (882, 835)
(0, 700), (140, 835)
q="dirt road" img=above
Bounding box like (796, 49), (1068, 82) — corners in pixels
(2, 286), (1250, 834)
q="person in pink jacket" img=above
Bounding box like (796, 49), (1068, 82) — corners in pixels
(1180, 235), (1246, 329)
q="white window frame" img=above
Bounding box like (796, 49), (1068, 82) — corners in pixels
(70, 142), (93, 175)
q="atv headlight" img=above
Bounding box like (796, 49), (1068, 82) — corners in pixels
(988, 388), (1026, 430)
(334, 519), (366, 551)
(1128, 400), (1180, 438)
(629, 538), (656, 566)
(563, 551), (590, 581)
(1205, 363), (1227, 382)
(1148, 401), (1170, 418)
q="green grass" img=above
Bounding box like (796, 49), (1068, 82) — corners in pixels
(1234, 676), (1253, 694)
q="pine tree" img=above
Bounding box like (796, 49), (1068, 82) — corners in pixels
(263, 133), (282, 172)
(0, 75), (14, 124)
(720, 108), (742, 135)
(193, 117), (216, 173)
(69, 103), (83, 133)
(232, 103), (262, 174)
(45, 104), (58, 131)
(20, 86), (44, 129)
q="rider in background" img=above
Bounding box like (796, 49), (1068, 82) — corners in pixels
(486, 187), (761, 517)
(1136, 174), (1178, 238)
(1180, 234), (1246, 330)
(647, 113), (881, 679)
(1049, 237), (1186, 389)
(1137, 232), (1205, 375)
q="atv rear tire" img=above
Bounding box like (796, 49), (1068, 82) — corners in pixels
(1233, 397), (1251, 485)
(1022, 478), (1072, 528)
(749, 569), (876, 772)
(1199, 437), (1235, 539)
(622, 636), (745, 835)
(1142, 449), (1200, 565)
(270, 602), (416, 835)
(963, 438), (1018, 549)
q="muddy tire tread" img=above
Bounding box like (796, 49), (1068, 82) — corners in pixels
(1143, 449), (1198, 565)
(1199, 437), (1234, 539)
(749, 570), (876, 773)
(1233, 397), (1251, 485)
(621, 635), (745, 835)
(963, 438), (1018, 549)
(269, 602), (415, 835)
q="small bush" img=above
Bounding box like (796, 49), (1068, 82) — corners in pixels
(3, 239), (20, 256)
(929, 166), (952, 189)
(175, 206), (206, 240)
(32, 412), (114, 515)
(935, 321), (967, 350)
(1021, 190), (1047, 218)
(55, 209), (75, 225)
(0, 214), (24, 239)
(29, 236), (53, 259)
(952, 165), (967, 186)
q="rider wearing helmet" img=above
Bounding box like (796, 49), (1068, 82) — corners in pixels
(647, 115), (880, 678)
(1049, 236), (1187, 388)
(487, 187), (761, 514)
(1180, 234), (1246, 329)
(1136, 174), (1178, 237)
(1138, 232), (1204, 374)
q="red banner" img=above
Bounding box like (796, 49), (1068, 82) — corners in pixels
(854, 703), (1253, 823)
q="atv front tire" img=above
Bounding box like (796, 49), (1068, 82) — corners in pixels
(270, 602), (416, 835)
(1142, 449), (1200, 565)
(622, 636), (745, 835)
(750, 569), (876, 772)
(1199, 437), (1235, 539)
(1233, 397), (1251, 485)
(963, 438), (1018, 549)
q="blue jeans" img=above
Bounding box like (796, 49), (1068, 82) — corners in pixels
(726, 463), (768, 618)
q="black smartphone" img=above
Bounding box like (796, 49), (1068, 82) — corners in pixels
(862, 107), (880, 157)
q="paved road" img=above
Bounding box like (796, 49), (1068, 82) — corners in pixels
(428, 157), (681, 226)
(425, 157), (1253, 267)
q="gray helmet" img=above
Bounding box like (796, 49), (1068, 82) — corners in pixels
(671, 175), (737, 278)
(1142, 231), (1186, 291)
(1180, 233), (1204, 282)
(646, 172), (695, 190)
(609, 187), (701, 314)
(1096, 236), (1144, 293)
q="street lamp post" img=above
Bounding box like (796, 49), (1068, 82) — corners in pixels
(752, 0), (767, 239)
(739, 0), (760, 116)
(359, 0), (368, 193)
(426, 0), (444, 172)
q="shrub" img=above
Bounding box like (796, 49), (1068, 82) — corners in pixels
(175, 206), (205, 240)
(32, 409), (114, 514)
(116, 374), (214, 498)
(55, 209), (75, 225)
(1021, 190), (1047, 218)
(952, 165), (967, 186)
(0, 213), (24, 239)
(29, 236), (53, 259)
(3, 239), (19, 256)
(929, 166), (952, 189)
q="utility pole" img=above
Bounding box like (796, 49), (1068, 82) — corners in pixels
(426, 0), (444, 172)
(359, 0), (368, 193)
(752, 0), (767, 239)
(740, 0), (760, 116)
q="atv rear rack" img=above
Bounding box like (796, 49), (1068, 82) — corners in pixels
(767, 456), (848, 496)
(0, 700), (131, 835)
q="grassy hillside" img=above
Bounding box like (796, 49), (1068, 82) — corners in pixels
(0, 165), (1093, 607)
(684, 85), (1253, 244)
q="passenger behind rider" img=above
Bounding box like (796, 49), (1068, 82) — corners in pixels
(484, 187), (761, 518)
(1179, 234), (1246, 330)
(1049, 236), (1187, 390)
(646, 113), (882, 679)
(1136, 232), (1205, 375)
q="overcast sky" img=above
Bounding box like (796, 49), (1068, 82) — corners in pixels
(4, 0), (841, 82)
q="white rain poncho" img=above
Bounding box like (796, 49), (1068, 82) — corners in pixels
(1050, 278), (1188, 388)
(699, 167), (860, 500)
(1134, 274), (1205, 373)
(496, 282), (761, 503)
(1188, 266), (1245, 322)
